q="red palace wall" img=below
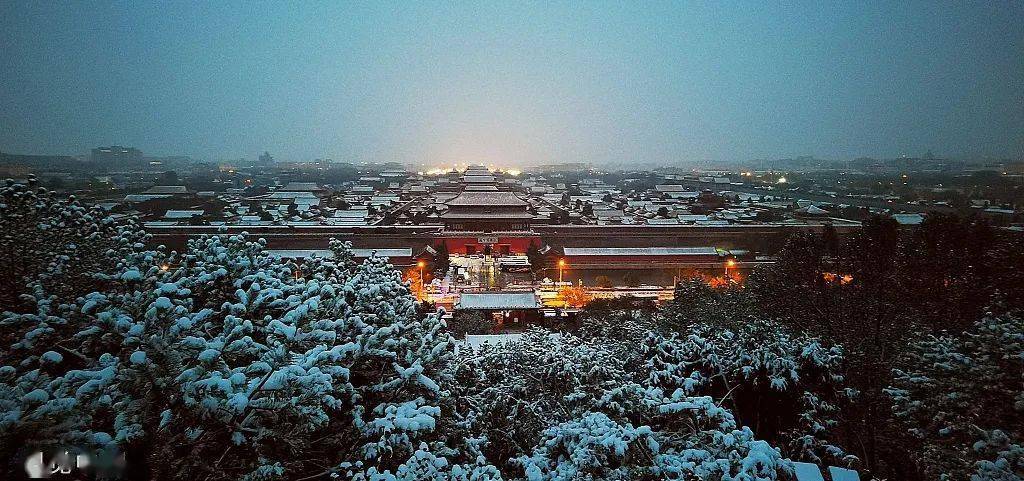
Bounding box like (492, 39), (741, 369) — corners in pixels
(441, 235), (540, 255)
(563, 254), (722, 266)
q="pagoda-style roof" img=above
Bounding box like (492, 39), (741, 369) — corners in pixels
(445, 191), (528, 207)
(463, 175), (496, 183)
(464, 184), (499, 191)
(457, 292), (541, 310)
(440, 211), (534, 220)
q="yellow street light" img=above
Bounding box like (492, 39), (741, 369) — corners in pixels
(556, 259), (570, 309)
(417, 260), (426, 300)
(725, 259), (737, 278)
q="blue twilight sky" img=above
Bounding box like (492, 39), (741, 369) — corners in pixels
(1, 1), (1022, 166)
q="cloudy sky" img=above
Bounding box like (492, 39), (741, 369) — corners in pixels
(1, 1), (1021, 166)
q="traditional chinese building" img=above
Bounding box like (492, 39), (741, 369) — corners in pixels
(441, 190), (532, 232)
(455, 291), (542, 325)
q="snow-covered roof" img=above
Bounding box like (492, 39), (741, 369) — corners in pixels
(792, 462), (826, 481)
(441, 211), (534, 220)
(266, 248), (413, 259)
(892, 213), (924, 225)
(666, 191), (699, 199)
(324, 218), (369, 226)
(593, 209), (624, 219)
(792, 462), (860, 481)
(456, 292), (541, 310)
(142, 221), (179, 227)
(446, 191), (528, 207)
(464, 184), (499, 191)
(267, 191), (318, 199)
(124, 194), (171, 202)
(333, 209), (367, 218)
(164, 209), (205, 219)
(280, 182), (322, 191)
(351, 248), (412, 258)
(495, 256), (530, 266)
(677, 214), (712, 222)
(796, 205), (830, 216)
(144, 185), (188, 194)
(563, 247), (719, 257)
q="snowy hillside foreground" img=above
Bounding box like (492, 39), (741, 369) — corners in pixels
(0, 181), (842, 480)
(2, 181), (1021, 480)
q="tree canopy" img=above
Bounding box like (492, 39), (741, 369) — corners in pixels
(1, 184), (1021, 481)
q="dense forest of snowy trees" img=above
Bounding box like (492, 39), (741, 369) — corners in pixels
(1, 179), (1022, 480)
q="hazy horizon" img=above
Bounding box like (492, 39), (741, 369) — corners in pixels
(2, 1), (1022, 165)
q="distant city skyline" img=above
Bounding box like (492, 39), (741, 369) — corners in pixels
(1, 1), (1022, 165)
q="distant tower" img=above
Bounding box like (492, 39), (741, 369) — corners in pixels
(258, 151), (274, 164)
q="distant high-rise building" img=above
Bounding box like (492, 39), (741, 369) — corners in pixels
(258, 151), (274, 164)
(91, 146), (143, 167)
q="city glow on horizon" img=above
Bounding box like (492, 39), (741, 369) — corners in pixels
(421, 165), (522, 176)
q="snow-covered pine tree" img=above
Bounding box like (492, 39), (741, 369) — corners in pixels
(661, 277), (755, 329)
(0, 184), (465, 480)
(329, 237), (359, 274)
(0, 180), (169, 472)
(0, 178), (152, 312)
(516, 402), (789, 481)
(887, 310), (1024, 481)
(448, 329), (631, 465)
(622, 315), (855, 468)
(587, 289), (858, 468)
(450, 327), (802, 480)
